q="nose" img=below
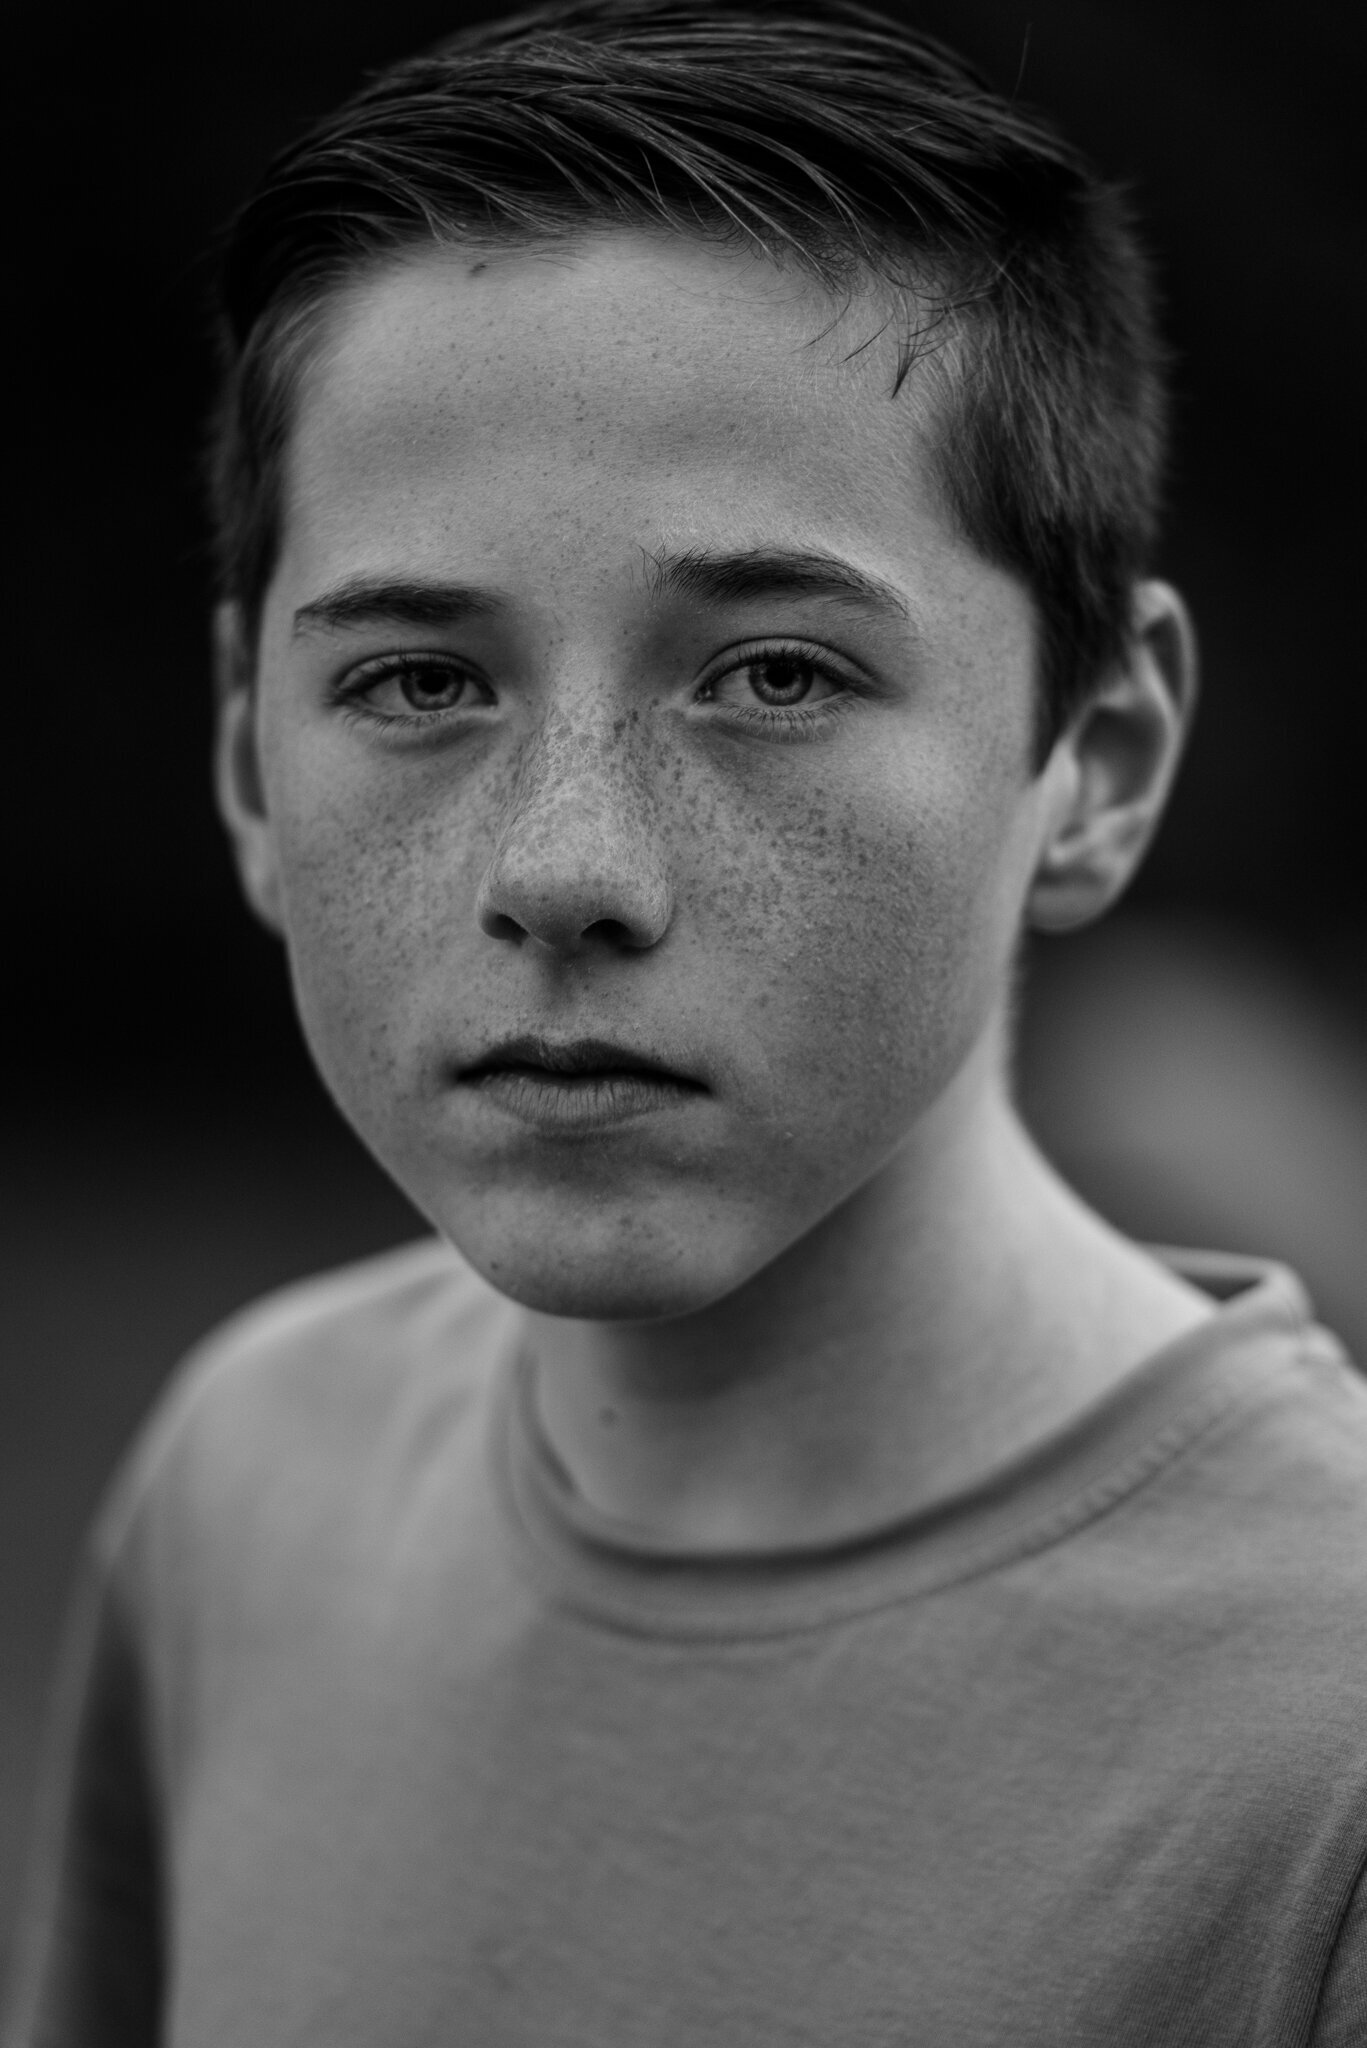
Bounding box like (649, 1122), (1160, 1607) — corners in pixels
(475, 706), (673, 956)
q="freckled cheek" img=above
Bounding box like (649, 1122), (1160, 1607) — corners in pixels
(267, 769), (492, 1079)
(695, 776), (1014, 1120)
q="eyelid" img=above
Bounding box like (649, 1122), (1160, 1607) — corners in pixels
(337, 647), (486, 689)
(697, 635), (864, 695)
(330, 649), (497, 715)
(326, 648), (498, 736)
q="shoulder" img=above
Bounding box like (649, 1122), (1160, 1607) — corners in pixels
(1155, 1253), (1367, 1522)
(1216, 1307), (1367, 1555)
(96, 1237), (517, 1572)
(1138, 1261), (1367, 1582)
(1091, 1272), (1367, 1739)
(1201, 1316), (1367, 1680)
(1033, 1260), (1367, 1714)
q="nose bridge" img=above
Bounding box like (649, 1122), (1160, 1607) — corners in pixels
(517, 686), (651, 835)
(476, 680), (672, 953)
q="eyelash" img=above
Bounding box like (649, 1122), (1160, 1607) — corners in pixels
(329, 640), (860, 736)
(696, 640), (859, 737)
(329, 653), (491, 733)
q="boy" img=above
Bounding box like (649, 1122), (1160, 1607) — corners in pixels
(7, 2), (1365, 2040)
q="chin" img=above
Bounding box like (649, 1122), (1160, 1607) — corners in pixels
(428, 1187), (768, 1324)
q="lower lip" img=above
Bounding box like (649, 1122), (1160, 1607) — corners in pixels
(460, 1068), (701, 1132)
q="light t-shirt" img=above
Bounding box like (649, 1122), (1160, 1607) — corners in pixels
(5, 1242), (1366, 2045)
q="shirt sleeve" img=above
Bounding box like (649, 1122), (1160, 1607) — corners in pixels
(1309, 1854), (1367, 2047)
(1, 1550), (164, 2048)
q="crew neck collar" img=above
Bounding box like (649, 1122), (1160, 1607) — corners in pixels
(492, 1253), (1311, 1641)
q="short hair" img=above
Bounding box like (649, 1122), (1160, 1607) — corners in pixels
(207, 0), (1169, 758)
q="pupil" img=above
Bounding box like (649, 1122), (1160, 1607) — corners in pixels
(401, 669), (460, 710)
(754, 658), (811, 704)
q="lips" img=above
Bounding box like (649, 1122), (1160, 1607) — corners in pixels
(461, 1035), (698, 1084)
(456, 1035), (704, 1130)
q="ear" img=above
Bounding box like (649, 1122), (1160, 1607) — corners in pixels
(212, 602), (284, 933)
(1026, 580), (1197, 934)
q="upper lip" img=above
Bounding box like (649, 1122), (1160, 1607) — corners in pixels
(459, 1035), (702, 1086)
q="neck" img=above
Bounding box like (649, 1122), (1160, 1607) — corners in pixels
(524, 1028), (1211, 1551)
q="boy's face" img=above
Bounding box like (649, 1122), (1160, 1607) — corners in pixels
(228, 234), (1064, 1319)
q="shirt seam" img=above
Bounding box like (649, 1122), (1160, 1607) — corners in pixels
(503, 1345), (1292, 1644)
(1303, 1829), (1367, 2042)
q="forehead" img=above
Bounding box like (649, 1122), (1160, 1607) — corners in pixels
(276, 234), (962, 598)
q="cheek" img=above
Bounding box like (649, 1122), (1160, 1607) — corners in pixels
(687, 744), (1027, 1132)
(265, 755), (492, 1107)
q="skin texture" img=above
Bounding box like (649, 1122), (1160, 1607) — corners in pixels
(219, 234), (1207, 1546)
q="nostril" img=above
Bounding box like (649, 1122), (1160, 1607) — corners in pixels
(480, 908), (529, 945)
(583, 915), (652, 952)
(478, 906), (656, 954)
(474, 825), (673, 955)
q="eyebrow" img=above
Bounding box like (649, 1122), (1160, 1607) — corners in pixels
(645, 546), (910, 620)
(291, 576), (503, 638)
(290, 548), (909, 639)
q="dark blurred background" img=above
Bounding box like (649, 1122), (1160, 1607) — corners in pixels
(4, 0), (1364, 1961)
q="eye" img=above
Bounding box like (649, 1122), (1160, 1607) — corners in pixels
(338, 654), (493, 721)
(703, 646), (847, 712)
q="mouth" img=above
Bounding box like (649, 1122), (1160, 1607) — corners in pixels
(455, 1036), (706, 1131)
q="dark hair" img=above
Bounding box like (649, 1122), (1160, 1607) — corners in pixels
(207, 0), (1169, 756)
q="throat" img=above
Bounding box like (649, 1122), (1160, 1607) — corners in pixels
(520, 1106), (1214, 1556)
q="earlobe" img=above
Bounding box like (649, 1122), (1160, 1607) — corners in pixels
(1026, 580), (1197, 934)
(212, 603), (284, 934)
